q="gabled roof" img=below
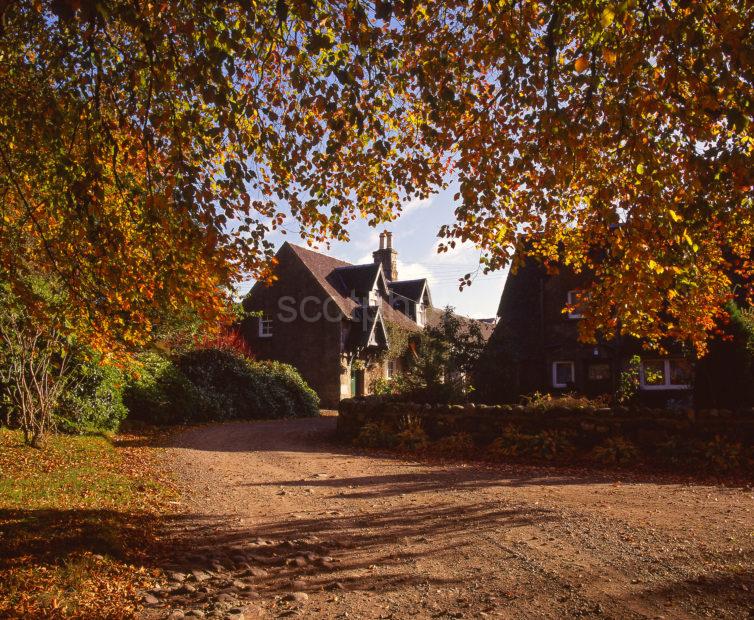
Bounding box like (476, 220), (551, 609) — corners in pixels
(388, 279), (431, 305)
(349, 306), (390, 349)
(426, 306), (496, 341)
(333, 263), (388, 296)
(285, 242), (420, 331)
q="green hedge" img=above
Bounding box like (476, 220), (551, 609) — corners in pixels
(175, 348), (319, 421)
(338, 396), (754, 473)
(123, 352), (214, 425)
(57, 359), (129, 433)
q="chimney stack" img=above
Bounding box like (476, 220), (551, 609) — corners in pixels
(373, 230), (398, 281)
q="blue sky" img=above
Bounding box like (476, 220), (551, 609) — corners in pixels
(237, 186), (509, 319)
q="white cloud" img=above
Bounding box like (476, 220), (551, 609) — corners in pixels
(401, 195), (433, 214)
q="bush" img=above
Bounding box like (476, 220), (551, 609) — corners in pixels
(698, 436), (742, 473)
(590, 437), (640, 465)
(428, 432), (475, 457)
(123, 352), (213, 425)
(255, 360), (320, 418)
(58, 359), (128, 433)
(486, 427), (574, 461)
(176, 348), (319, 420)
(522, 391), (610, 412)
(395, 415), (429, 451)
(354, 421), (399, 449)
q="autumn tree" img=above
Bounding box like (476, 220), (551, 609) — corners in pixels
(1, 0), (752, 354)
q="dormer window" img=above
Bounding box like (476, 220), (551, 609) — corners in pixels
(566, 290), (584, 319)
(368, 288), (379, 307)
(258, 316), (273, 337)
(416, 302), (426, 326)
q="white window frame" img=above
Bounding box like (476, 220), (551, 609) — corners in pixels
(385, 359), (396, 379)
(258, 316), (273, 338)
(566, 290), (583, 319)
(368, 288), (379, 307)
(416, 302), (426, 327)
(639, 359), (691, 390)
(552, 361), (575, 388)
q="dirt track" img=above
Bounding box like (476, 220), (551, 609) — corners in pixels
(156, 414), (754, 619)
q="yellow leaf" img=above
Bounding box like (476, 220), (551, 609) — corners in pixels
(636, 163), (645, 174)
(601, 6), (615, 28)
(668, 209), (681, 222)
(602, 49), (617, 65)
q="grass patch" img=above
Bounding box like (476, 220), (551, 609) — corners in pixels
(0, 428), (176, 618)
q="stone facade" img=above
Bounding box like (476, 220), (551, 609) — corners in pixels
(241, 239), (424, 408)
(487, 256), (693, 405)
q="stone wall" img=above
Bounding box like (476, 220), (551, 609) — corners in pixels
(337, 397), (754, 470)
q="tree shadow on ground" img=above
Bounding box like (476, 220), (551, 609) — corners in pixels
(622, 560), (754, 617)
(0, 499), (556, 615)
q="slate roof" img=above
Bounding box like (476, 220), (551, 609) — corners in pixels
(388, 279), (429, 303)
(426, 306), (496, 342)
(285, 242), (420, 331)
(332, 263), (385, 295)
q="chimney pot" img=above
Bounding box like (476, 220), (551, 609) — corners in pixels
(385, 231), (393, 249)
(379, 231), (385, 250)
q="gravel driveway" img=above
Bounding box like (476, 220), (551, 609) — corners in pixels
(152, 414), (754, 619)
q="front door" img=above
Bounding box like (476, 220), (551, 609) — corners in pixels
(350, 368), (365, 396)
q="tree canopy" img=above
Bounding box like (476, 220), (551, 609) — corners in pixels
(1, 0), (752, 353)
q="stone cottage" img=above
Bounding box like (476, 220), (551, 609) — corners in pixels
(485, 255), (693, 405)
(242, 233), (475, 407)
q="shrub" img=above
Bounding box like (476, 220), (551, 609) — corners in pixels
(176, 348), (319, 420)
(428, 432), (475, 457)
(615, 355), (642, 406)
(522, 391), (610, 412)
(486, 427), (574, 461)
(590, 437), (640, 465)
(395, 415), (429, 451)
(255, 360), (319, 418)
(123, 352), (213, 425)
(698, 436), (742, 473)
(354, 421), (399, 449)
(527, 430), (576, 460)
(486, 426), (531, 460)
(58, 359), (128, 433)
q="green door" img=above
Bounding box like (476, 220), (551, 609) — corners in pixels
(350, 369), (357, 397)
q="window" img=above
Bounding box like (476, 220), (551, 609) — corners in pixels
(640, 359), (692, 390)
(368, 288), (379, 307)
(566, 290), (584, 319)
(416, 303), (426, 326)
(587, 363), (611, 381)
(258, 316), (273, 337)
(552, 361), (575, 388)
(385, 360), (397, 379)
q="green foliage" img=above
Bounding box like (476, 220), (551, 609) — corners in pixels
(57, 357), (128, 433)
(522, 391), (610, 412)
(699, 436), (743, 473)
(176, 348), (319, 421)
(428, 432), (475, 457)
(395, 415), (430, 451)
(254, 359), (320, 419)
(394, 306), (486, 403)
(380, 322), (412, 361)
(487, 427), (575, 461)
(354, 421), (399, 449)
(590, 437), (640, 465)
(123, 353), (212, 425)
(695, 303), (754, 408)
(615, 355), (642, 406)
